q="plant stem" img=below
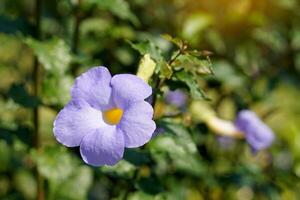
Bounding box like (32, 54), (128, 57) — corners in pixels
(151, 49), (183, 108)
(33, 0), (44, 199)
(71, 0), (82, 74)
(72, 1), (82, 54)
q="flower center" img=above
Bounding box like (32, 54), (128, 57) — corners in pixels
(103, 108), (123, 125)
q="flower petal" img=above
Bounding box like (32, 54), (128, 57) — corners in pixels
(235, 110), (275, 152)
(80, 126), (124, 166)
(71, 67), (112, 110)
(111, 74), (152, 108)
(119, 101), (156, 148)
(53, 99), (104, 147)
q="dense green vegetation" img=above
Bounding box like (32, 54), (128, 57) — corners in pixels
(0, 0), (300, 199)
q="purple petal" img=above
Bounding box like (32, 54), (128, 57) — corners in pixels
(165, 89), (187, 108)
(119, 101), (156, 148)
(71, 67), (112, 110)
(111, 74), (152, 109)
(53, 100), (104, 147)
(235, 110), (275, 152)
(80, 126), (125, 166)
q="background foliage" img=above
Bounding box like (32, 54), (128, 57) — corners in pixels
(0, 0), (300, 199)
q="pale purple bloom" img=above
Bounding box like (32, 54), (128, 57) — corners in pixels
(217, 136), (235, 149)
(235, 110), (275, 152)
(53, 67), (156, 166)
(165, 89), (187, 108)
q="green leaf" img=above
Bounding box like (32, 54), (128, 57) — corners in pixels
(42, 75), (73, 106)
(183, 12), (214, 44)
(158, 60), (172, 79)
(136, 177), (164, 195)
(175, 54), (213, 75)
(149, 121), (205, 176)
(25, 38), (71, 75)
(13, 170), (37, 199)
(101, 160), (136, 178)
(129, 40), (163, 62)
(57, 166), (93, 200)
(127, 191), (165, 200)
(212, 60), (245, 90)
(161, 34), (185, 49)
(0, 15), (33, 35)
(8, 83), (39, 108)
(124, 149), (152, 166)
(87, 0), (139, 25)
(175, 71), (208, 100)
(31, 146), (75, 183)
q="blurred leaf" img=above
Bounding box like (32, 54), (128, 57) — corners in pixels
(183, 12), (213, 44)
(252, 28), (287, 53)
(57, 166), (93, 200)
(0, 15), (33, 35)
(24, 38), (73, 105)
(25, 38), (71, 75)
(127, 191), (165, 200)
(0, 141), (11, 172)
(101, 160), (136, 178)
(86, 0), (139, 25)
(175, 71), (207, 100)
(42, 74), (72, 106)
(8, 83), (39, 108)
(212, 60), (245, 90)
(13, 170), (36, 199)
(124, 149), (152, 166)
(31, 146), (75, 183)
(149, 121), (205, 176)
(136, 177), (164, 195)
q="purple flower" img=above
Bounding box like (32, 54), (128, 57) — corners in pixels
(165, 89), (187, 108)
(217, 136), (235, 149)
(53, 67), (156, 166)
(235, 110), (275, 152)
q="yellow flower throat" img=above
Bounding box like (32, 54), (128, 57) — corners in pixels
(103, 108), (123, 125)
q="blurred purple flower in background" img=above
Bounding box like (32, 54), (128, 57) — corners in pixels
(217, 136), (236, 149)
(165, 89), (188, 109)
(53, 67), (156, 166)
(235, 110), (275, 153)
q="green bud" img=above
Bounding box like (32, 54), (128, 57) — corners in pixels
(136, 54), (156, 83)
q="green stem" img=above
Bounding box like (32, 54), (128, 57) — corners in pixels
(151, 49), (183, 108)
(71, 0), (82, 74)
(72, 0), (82, 54)
(33, 0), (44, 199)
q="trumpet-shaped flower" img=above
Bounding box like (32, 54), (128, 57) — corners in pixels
(53, 67), (156, 166)
(235, 110), (274, 152)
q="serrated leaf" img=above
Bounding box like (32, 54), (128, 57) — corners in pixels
(161, 34), (185, 48)
(158, 60), (172, 79)
(175, 71), (207, 100)
(25, 38), (71, 75)
(129, 40), (163, 62)
(175, 54), (213, 75)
